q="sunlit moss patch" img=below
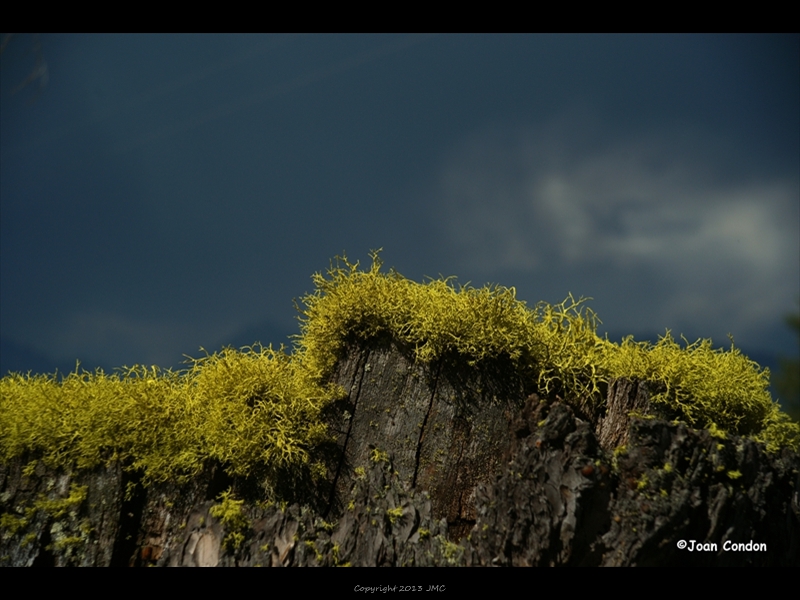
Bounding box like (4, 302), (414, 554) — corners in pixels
(1, 250), (797, 495)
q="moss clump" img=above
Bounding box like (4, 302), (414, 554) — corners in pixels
(294, 250), (798, 451)
(294, 250), (605, 405)
(386, 506), (404, 524)
(0, 249), (797, 495)
(0, 347), (342, 489)
(210, 489), (250, 551)
(180, 344), (337, 479)
(597, 333), (785, 445)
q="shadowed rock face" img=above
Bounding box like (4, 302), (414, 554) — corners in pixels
(2, 342), (799, 566)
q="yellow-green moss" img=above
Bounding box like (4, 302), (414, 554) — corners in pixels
(370, 448), (389, 463)
(599, 333), (782, 442)
(293, 251), (797, 451)
(0, 513), (28, 537)
(0, 345), (343, 488)
(304, 539), (324, 563)
(210, 489), (250, 551)
(1, 484), (90, 556)
(209, 489), (248, 529)
(386, 506), (404, 524)
(294, 250), (605, 405)
(1, 249), (797, 496)
(33, 484), (87, 519)
(435, 534), (464, 565)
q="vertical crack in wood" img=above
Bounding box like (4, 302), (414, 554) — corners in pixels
(326, 346), (369, 516)
(451, 418), (468, 526)
(412, 359), (441, 489)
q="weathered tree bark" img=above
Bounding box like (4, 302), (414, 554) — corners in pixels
(467, 396), (800, 566)
(597, 378), (658, 451)
(2, 341), (799, 566)
(321, 337), (529, 539)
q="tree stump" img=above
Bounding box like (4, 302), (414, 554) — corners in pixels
(322, 336), (528, 538)
(596, 378), (652, 451)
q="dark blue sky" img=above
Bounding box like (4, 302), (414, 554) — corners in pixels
(1, 34), (798, 378)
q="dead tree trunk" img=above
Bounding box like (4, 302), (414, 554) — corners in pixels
(596, 378), (653, 451)
(321, 336), (528, 539)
